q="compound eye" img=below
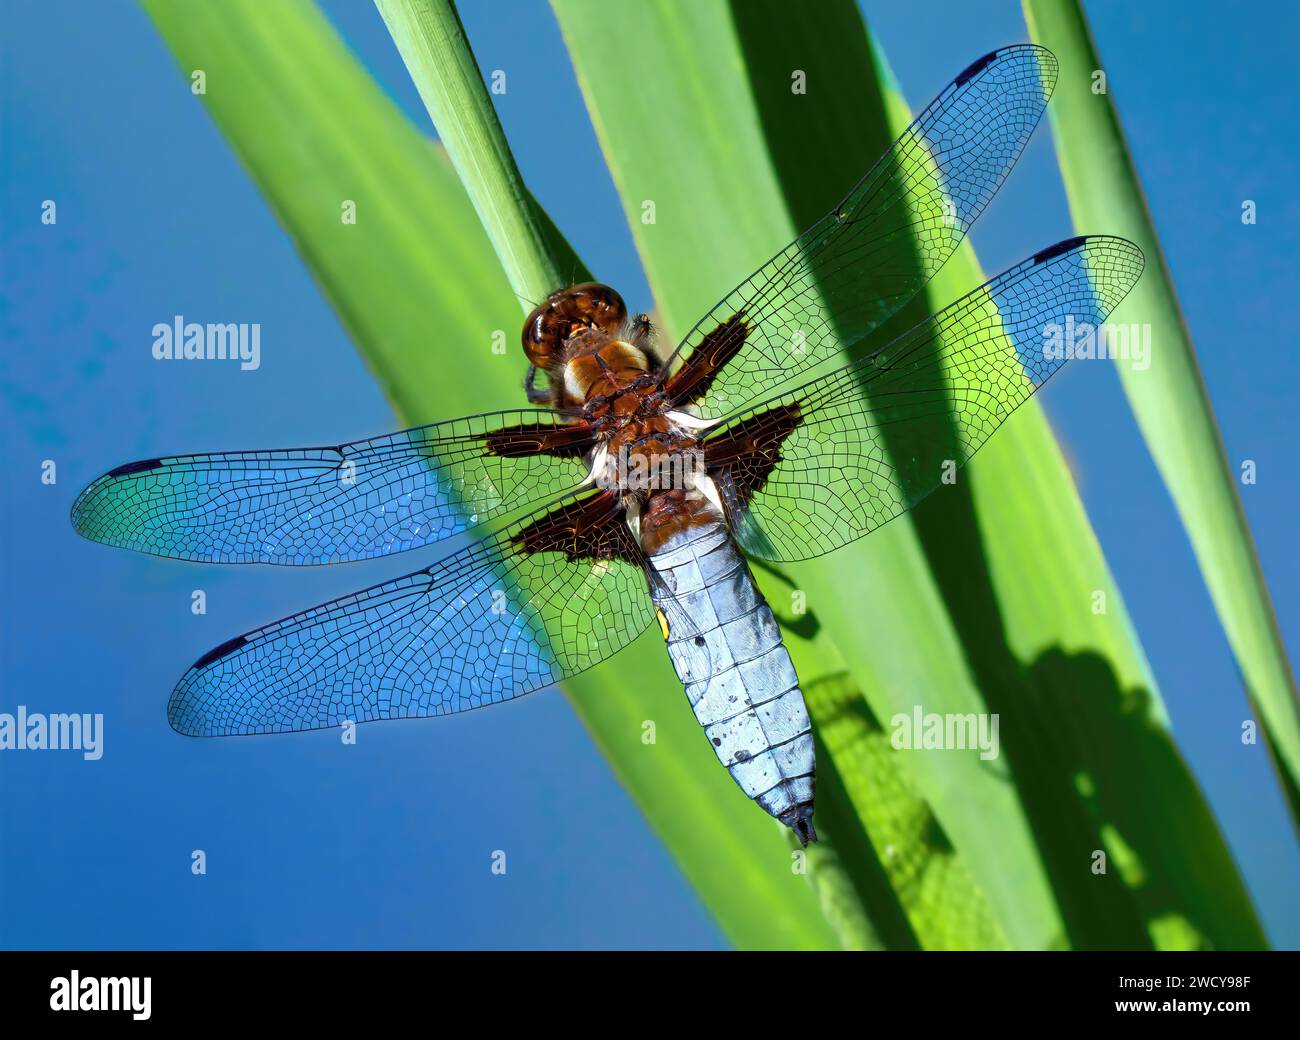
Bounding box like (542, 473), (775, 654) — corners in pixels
(522, 303), (557, 367)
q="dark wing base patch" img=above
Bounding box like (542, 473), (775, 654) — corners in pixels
(512, 489), (640, 563)
(663, 313), (749, 406)
(704, 403), (803, 512)
(484, 420), (594, 459)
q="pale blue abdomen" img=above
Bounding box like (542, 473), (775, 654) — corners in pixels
(648, 523), (817, 844)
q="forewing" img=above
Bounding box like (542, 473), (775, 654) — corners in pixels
(71, 409), (593, 564)
(704, 237), (1145, 562)
(167, 490), (653, 735)
(661, 44), (1059, 416)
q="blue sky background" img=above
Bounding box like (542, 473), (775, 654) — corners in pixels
(1, 0), (1296, 949)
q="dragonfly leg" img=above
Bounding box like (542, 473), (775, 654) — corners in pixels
(523, 364), (553, 405)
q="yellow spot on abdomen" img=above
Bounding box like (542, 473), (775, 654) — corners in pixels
(656, 608), (671, 641)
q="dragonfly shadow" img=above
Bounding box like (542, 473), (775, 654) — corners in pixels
(1005, 643), (1267, 950)
(748, 556), (821, 641)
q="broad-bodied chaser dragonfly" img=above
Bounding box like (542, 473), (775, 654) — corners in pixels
(72, 46), (1142, 845)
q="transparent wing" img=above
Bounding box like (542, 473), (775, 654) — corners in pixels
(71, 409), (594, 565)
(661, 44), (1059, 416)
(167, 490), (654, 736)
(704, 237), (1145, 562)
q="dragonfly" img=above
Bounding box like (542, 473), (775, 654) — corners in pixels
(71, 45), (1142, 846)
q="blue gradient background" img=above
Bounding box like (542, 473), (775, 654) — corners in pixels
(1, 0), (1296, 948)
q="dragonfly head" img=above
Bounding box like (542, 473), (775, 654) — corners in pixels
(522, 282), (627, 369)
